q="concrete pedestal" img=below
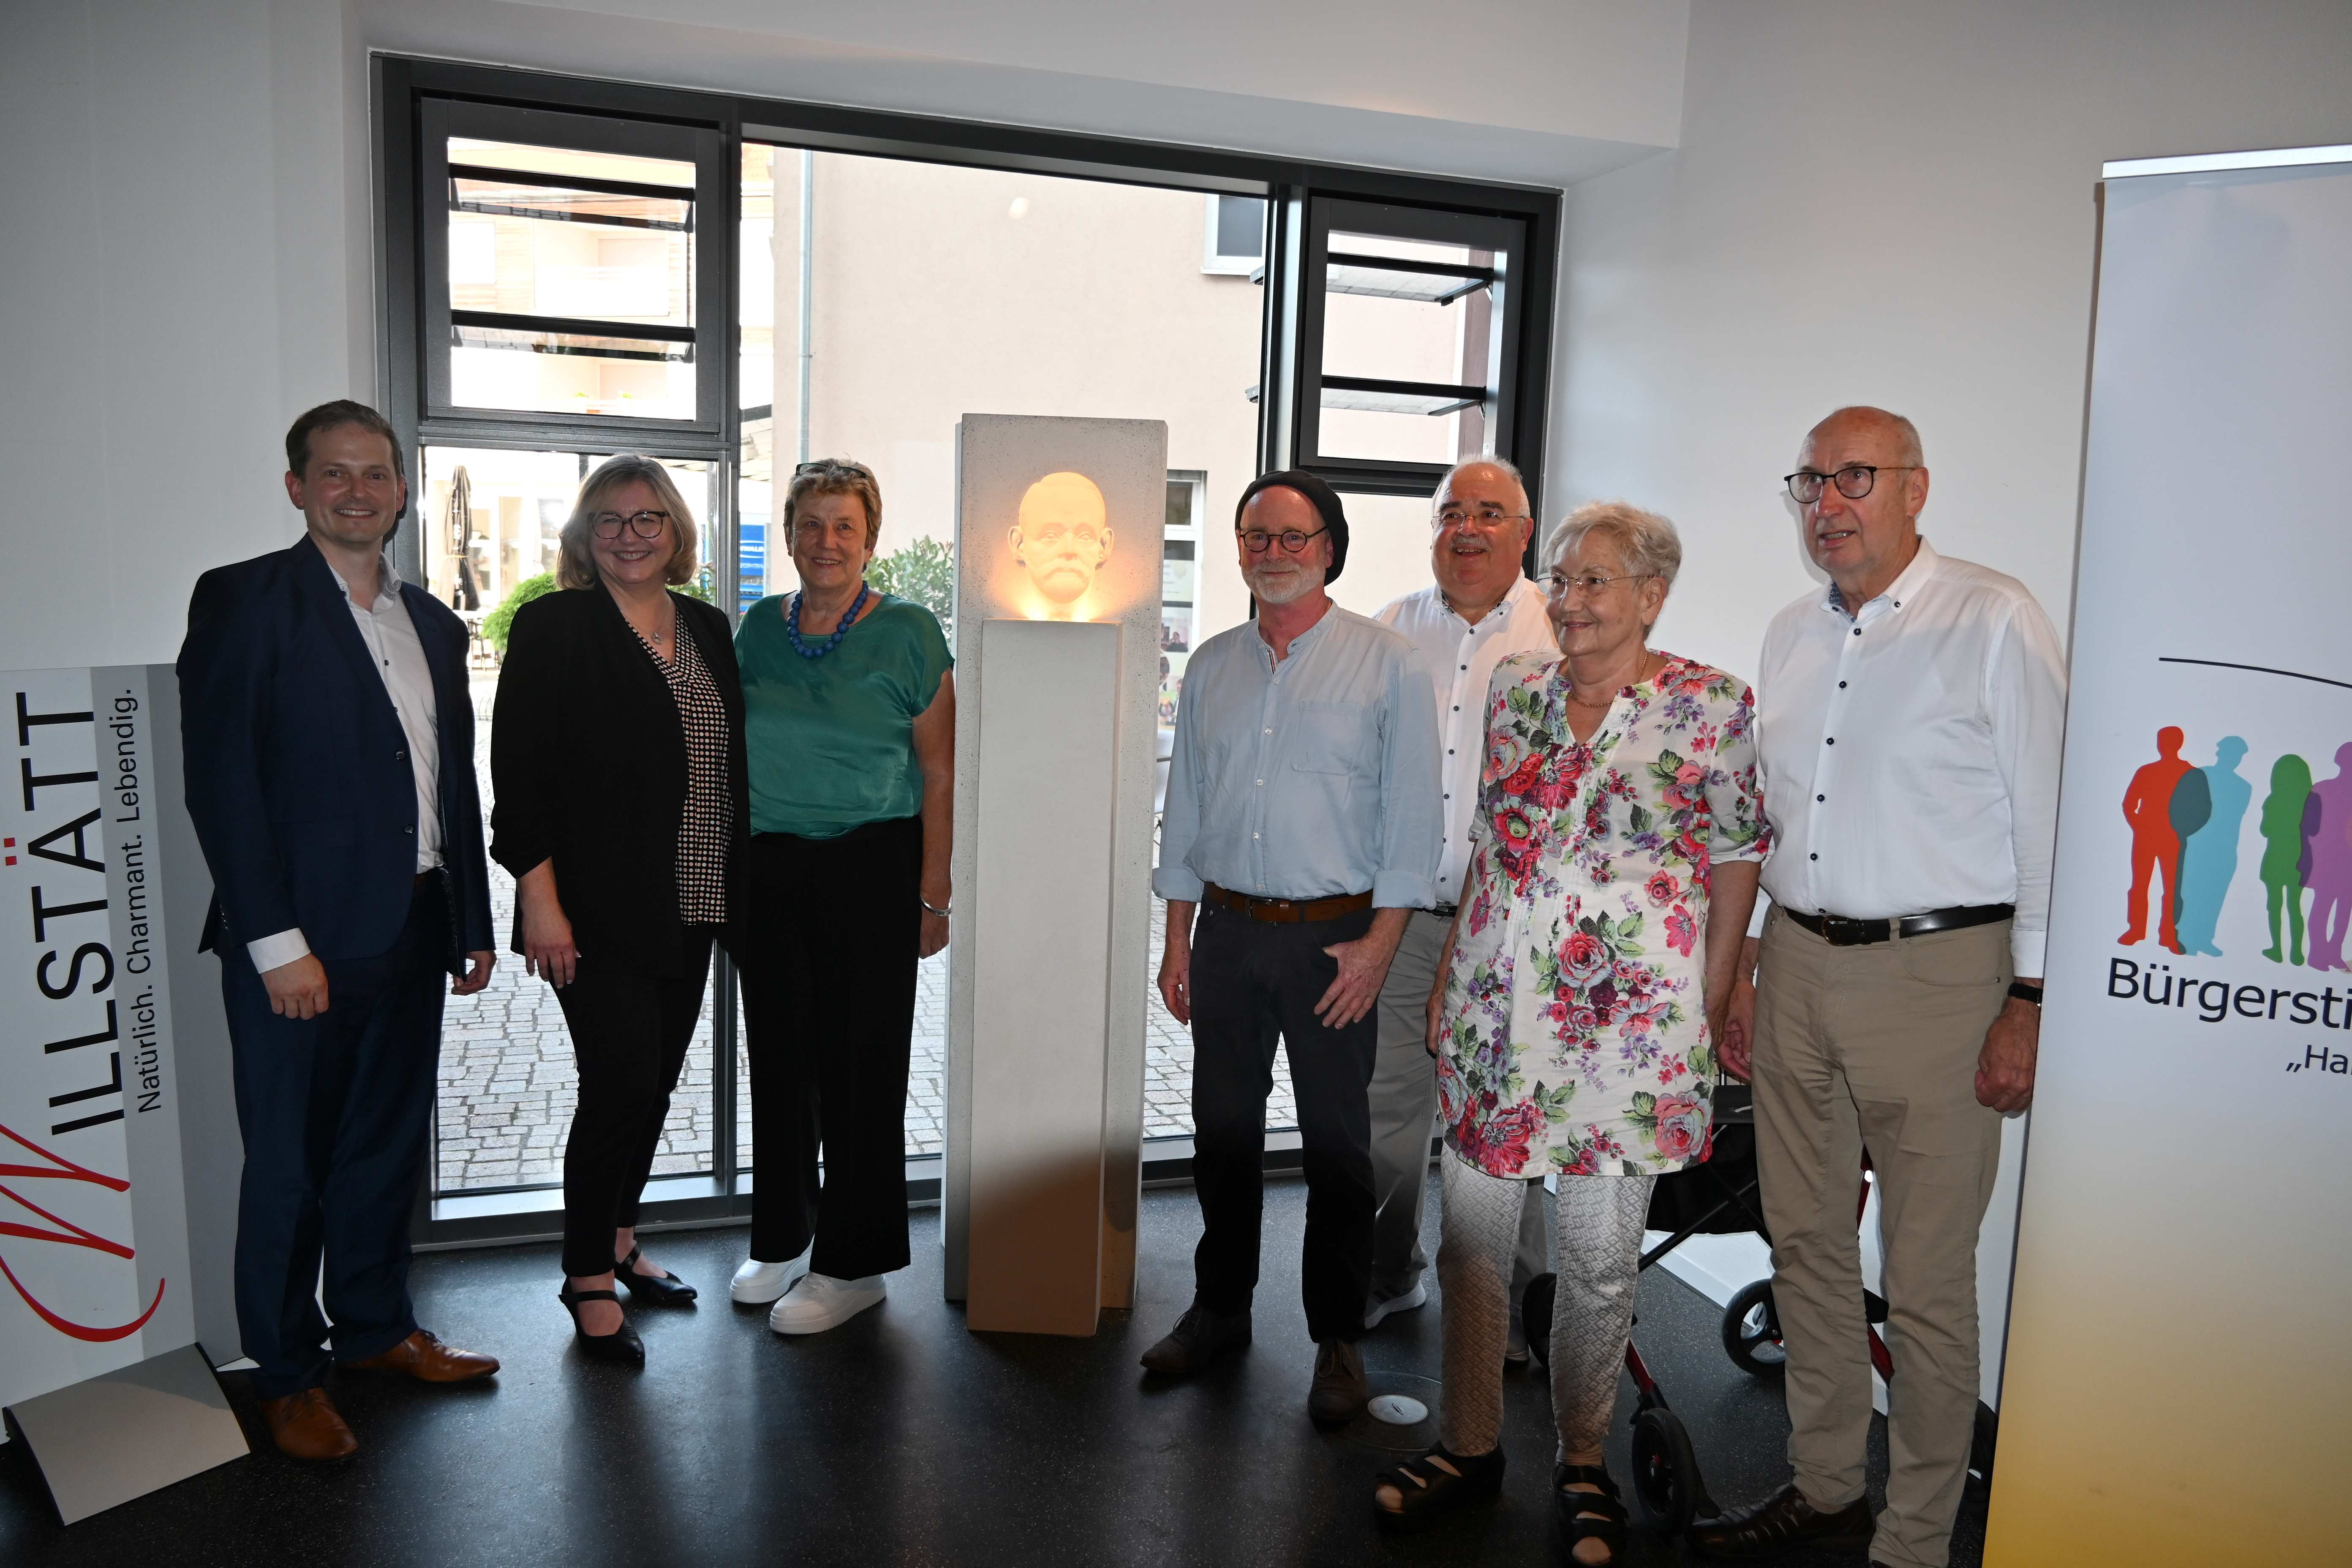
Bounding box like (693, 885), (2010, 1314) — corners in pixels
(964, 619), (1120, 1335)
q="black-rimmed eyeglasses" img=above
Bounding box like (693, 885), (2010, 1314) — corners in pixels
(1238, 525), (1328, 555)
(1783, 465), (1916, 504)
(591, 509), (671, 540)
(794, 459), (874, 479)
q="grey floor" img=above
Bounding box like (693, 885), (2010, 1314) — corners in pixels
(0, 1174), (1986, 1567)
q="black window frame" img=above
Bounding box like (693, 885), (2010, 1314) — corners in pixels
(375, 54), (1558, 1246)
(1279, 196), (1530, 496)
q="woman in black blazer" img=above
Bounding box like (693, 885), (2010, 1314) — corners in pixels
(490, 455), (749, 1366)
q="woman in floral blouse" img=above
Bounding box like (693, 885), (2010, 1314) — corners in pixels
(1372, 502), (1765, 1565)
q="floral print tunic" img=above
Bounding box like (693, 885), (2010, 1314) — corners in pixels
(1436, 652), (1769, 1179)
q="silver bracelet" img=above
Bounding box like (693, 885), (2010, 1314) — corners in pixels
(921, 897), (951, 918)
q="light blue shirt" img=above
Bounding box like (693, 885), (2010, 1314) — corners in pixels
(1154, 603), (1442, 908)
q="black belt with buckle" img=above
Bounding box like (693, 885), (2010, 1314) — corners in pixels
(1782, 903), (2013, 947)
(1426, 903), (1459, 920)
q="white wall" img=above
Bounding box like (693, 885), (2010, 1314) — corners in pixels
(1553, 0), (2352, 681)
(12, 0), (2349, 672)
(0, 0), (1679, 671)
(0, 0), (365, 672)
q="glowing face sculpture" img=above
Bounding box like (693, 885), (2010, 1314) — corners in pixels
(1009, 471), (1113, 618)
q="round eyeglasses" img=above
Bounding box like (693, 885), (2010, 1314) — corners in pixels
(591, 509), (672, 540)
(1783, 465), (1916, 505)
(1239, 525), (1328, 555)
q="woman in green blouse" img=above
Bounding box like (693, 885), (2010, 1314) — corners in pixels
(728, 458), (955, 1335)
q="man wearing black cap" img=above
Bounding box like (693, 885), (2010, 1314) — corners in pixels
(1144, 471), (1443, 1428)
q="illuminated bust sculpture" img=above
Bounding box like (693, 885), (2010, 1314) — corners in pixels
(1008, 471), (1113, 618)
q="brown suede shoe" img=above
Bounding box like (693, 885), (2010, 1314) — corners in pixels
(340, 1328), (499, 1383)
(1690, 1482), (1873, 1559)
(259, 1387), (358, 1462)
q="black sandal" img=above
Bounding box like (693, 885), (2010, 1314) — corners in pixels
(1372, 1444), (1505, 1529)
(1554, 1464), (1628, 1564)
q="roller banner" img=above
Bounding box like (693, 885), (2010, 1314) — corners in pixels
(1, 667), (199, 1413)
(1985, 156), (2352, 1565)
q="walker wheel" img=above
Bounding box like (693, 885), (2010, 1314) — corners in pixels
(1631, 1406), (1704, 1533)
(1720, 1279), (1786, 1379)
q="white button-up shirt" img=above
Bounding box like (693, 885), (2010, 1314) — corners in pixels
(1752, 537), (2067, 976)
(1377, 576), (1557, 907)
(246, 553), (443, 973)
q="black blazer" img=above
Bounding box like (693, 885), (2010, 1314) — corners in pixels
(489, 586), (750, 977)
(177, 534), (495, 968)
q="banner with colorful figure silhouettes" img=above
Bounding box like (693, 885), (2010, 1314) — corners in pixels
(1985, 153), (2352, 1566)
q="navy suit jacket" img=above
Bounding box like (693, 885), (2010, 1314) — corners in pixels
(177, 533), (495, 970)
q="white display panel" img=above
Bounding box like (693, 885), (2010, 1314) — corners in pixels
(1987, 152), (2352, 1564)
(942, 414), (1168, 1325)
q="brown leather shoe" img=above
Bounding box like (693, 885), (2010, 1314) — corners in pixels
(259, 1387), (358, 1462)
(1690, 1482), (1873, 1559)
(340, 1328), (499, 1383)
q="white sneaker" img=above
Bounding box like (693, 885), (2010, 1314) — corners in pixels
(1363, 1278), (1428, 1330)
(768, 1272), (886, 1334)
(730, 1244), (813, 1305)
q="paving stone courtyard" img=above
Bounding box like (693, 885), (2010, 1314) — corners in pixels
(436, 690), (1295, 1192)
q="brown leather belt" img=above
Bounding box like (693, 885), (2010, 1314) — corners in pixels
(1202, 883), (1373, 924)
(1782, 903), (2013, 947)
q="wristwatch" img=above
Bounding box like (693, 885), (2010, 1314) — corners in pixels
(2006, 981), (2043, 1006)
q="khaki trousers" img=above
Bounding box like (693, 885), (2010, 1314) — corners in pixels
(1368, 909), (1544, 1306)
(1751, 907), (2009, 1568)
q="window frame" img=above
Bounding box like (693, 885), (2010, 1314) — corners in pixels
(375, 54), (1560, 1245)
(1282, 196), (1529, 495)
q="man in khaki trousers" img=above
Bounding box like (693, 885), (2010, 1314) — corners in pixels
(1698, 408), (2066, 1568)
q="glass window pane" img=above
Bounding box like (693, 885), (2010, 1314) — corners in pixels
(423, 444), (720, 1196)
(446, 137), (698, 420)
(741, 146), (1269, 1151)
(1325, 490), (1450, 620)
(1317, 404), (1463, 466)
(1316, 225), (1494, 467)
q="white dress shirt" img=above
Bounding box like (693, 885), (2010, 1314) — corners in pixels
(1751, 537), (2067, 976)
(1376, 575), (1557, 908)
(246, 553), (443, 973)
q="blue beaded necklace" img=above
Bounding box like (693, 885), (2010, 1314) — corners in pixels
(785, 581), (871, 659)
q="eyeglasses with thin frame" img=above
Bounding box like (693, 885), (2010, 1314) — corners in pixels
(1432, 506), (1531, 533)
(794, 459), (873, 478)
(1782, 464), (1917, 505)
(1543, 570), (1654, 598)
(591, 509), (671, 540)
(1238, 525), (1328, 555)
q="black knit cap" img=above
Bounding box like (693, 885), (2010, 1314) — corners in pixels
(1234, 469), (1350, 585)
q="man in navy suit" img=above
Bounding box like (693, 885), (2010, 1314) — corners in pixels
(178, 400), (501, 1461)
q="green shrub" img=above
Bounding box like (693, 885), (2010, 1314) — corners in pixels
(482, 572), (558, 657)
(866, 536), (955, 644)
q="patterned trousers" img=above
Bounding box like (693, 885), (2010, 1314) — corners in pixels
(1437, 1153), (1653, 1459)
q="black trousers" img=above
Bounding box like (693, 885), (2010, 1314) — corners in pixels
(1188, 901), (1379, 1344)
(738, 818), (921, 1279)
(553, 928), (715, 1277)
(222, 878), (447, 1399)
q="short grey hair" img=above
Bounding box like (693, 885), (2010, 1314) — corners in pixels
(557, 455), (702, 591)
(1544, 500), (1683, 589)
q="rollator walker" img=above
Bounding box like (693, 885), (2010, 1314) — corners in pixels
(1519, 1083), (1999, 1538)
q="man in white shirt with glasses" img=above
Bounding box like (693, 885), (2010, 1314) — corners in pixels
(1365, 459), (1556, 1350)
(1697, 407), (2065, 1568)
